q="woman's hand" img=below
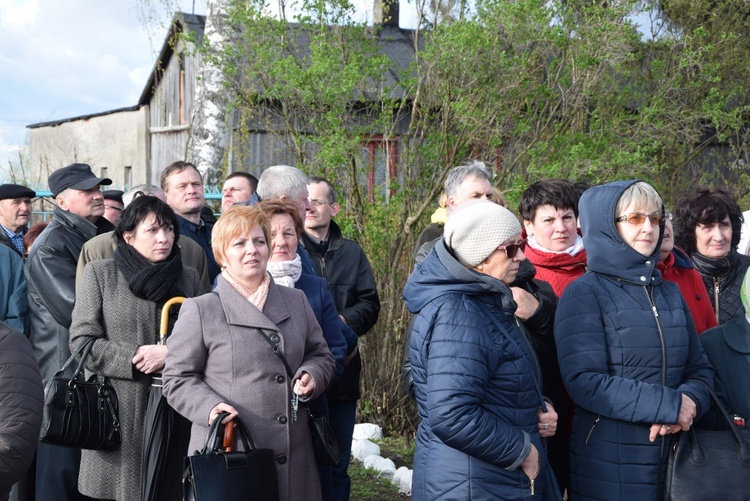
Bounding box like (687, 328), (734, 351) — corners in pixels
(293, 372), (316, 399)
(132, 345), (168, 374)
(648, 394), (697, 441)
(209, 403), (238, 425)
(521, 443), (540, 479)
(510, 287), (540, 320)
(538, 405), (558, 438)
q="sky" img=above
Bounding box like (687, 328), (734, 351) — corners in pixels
(0, 0), (421, 180)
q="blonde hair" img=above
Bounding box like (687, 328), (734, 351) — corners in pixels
(615, 181), (662, 216)
(212, 205), (271, 266)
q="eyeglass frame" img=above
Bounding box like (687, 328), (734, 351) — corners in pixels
(615, 212), (666, 226)
(498, 239), (527, 259)
(308, 199), (332, 207)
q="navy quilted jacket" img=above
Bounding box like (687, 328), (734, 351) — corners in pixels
(404, 240), (554, 500)
(554, 180), (714, 500)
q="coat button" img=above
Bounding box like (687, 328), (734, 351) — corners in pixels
(645, 260), (651, 266)
(275, 375), (285, 383)
(276, 454), (287, 464)
(270, 334), (280, 343)
(640, 276), (646, 282)
(277, 415), (287, 424)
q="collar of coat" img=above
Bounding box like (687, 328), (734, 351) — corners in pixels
(212, 273), (292, 331)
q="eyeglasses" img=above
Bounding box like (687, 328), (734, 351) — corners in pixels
(309, 199), (331, 207)
(615, 212), (664, 225)
(498, 239), (527, 259)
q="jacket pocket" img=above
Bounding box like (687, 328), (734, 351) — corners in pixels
(584, 415), (601, 445)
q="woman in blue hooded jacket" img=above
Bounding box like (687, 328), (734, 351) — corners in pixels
(404, 199), (560, 500)
(554, 180), (714, 500)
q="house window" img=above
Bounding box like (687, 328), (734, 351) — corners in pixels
(358, 137), (398, 202)
(124, 166), (132, 189)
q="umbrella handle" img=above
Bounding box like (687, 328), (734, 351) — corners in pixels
(159, 297), (186, 344)
(223, 421), (235, 452)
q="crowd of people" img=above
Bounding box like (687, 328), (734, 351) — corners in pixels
(403, 163), (748, 500)
(1, 157), (749, 500)
(0, 162), (379, 501)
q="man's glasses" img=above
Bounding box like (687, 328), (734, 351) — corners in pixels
(498, 239), (527, 259)
(615, 212), (665, 225)
(309, 199), (331, 207)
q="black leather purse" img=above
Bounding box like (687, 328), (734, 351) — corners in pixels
(39, 337), (121, 450)
(663, 380), (750, 500)
(183, 412), (279, 501)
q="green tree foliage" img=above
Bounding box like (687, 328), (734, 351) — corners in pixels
(207, 0), (750, 433)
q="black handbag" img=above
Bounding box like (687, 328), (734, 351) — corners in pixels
(183, 412), (279, 501)
(39, 337), (121, 450)
(663, 380), (750, 500)
(307, 407), (340, 467)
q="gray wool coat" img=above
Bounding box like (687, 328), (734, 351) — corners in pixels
(162, 275), (335, 501)
(69, 259), (203, 501)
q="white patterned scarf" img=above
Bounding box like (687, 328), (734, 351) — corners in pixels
(266, 254), (303, 288)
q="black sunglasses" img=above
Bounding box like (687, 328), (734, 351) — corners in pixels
(498, 239), (527, 259)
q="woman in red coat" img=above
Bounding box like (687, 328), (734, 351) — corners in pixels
(657, 215), (717, 333)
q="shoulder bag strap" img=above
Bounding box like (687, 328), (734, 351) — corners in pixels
(56, 337), (96, 379)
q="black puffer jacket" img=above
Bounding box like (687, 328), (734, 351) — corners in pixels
(0, 321), (43, 500)
(25, 208), (114, 380)
(691, 250), (750, 325)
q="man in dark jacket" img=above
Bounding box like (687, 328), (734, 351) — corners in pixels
(301, 176), (380, 501)
(0, 184), (35, 257)
(25, 163), (113, 501)
(161, 161), (221, 282)
(0, 321), (43, 501)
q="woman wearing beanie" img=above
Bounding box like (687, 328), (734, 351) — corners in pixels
(404, 199), (561, 500)
(554, 180), (713, 500)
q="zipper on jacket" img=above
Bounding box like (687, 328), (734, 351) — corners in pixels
(514, 316), (543, 397)
(321, 257), (328, 280)
(584, 415), (600, 444)
(712, 276), (720, 325)
(644, 286), (669, 463)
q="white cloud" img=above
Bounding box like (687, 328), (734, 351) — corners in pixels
(0, 0), (39, 31)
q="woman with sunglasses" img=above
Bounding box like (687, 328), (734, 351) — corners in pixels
(554, 180), (713, 500)
(404, 199), (560, 500)
(673, 187), (750, 325)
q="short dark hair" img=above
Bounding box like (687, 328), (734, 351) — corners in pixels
(226, 171), (259, 193)
(114, 195), (179, 247)
(160, 161), (201, 191)
(308, 176), (337, 203)
(518, 179), (580, 222)
(674, 187), (743, 255)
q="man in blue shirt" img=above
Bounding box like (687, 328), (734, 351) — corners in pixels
(0, 184), (35, 257)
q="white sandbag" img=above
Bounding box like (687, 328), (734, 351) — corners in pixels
(398, 468), (413, 495)
(353, 423), (383, 441)
(363, 455), (397, 479)
(351, 438), (380, 462)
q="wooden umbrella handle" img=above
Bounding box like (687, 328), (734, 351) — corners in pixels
(223, 421), (235, 452)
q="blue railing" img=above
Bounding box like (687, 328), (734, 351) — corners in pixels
(31, 191), (222, 221)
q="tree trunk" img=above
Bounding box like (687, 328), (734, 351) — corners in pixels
(187, 0), (230, 183)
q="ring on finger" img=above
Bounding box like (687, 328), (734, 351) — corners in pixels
(543, 423), (549, 430)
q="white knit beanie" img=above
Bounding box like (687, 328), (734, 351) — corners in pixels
(444, 200), (522, 267)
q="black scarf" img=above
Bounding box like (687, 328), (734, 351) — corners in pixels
(114, 243), (184, 302)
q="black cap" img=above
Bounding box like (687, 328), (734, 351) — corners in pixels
(0, 183), (36, 201)
(48, 163), (112, 198)
(102, 190), (124, 204)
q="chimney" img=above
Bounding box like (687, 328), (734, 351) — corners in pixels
(374, 0), (399, 27)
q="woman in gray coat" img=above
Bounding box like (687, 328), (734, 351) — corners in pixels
(162, 205), (335, 501)
(69, 196), (203, 500)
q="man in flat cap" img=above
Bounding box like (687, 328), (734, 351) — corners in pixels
(0, 183), (35, 257)
(102, 189), (124, 226)
(25, 163), (112, 501)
